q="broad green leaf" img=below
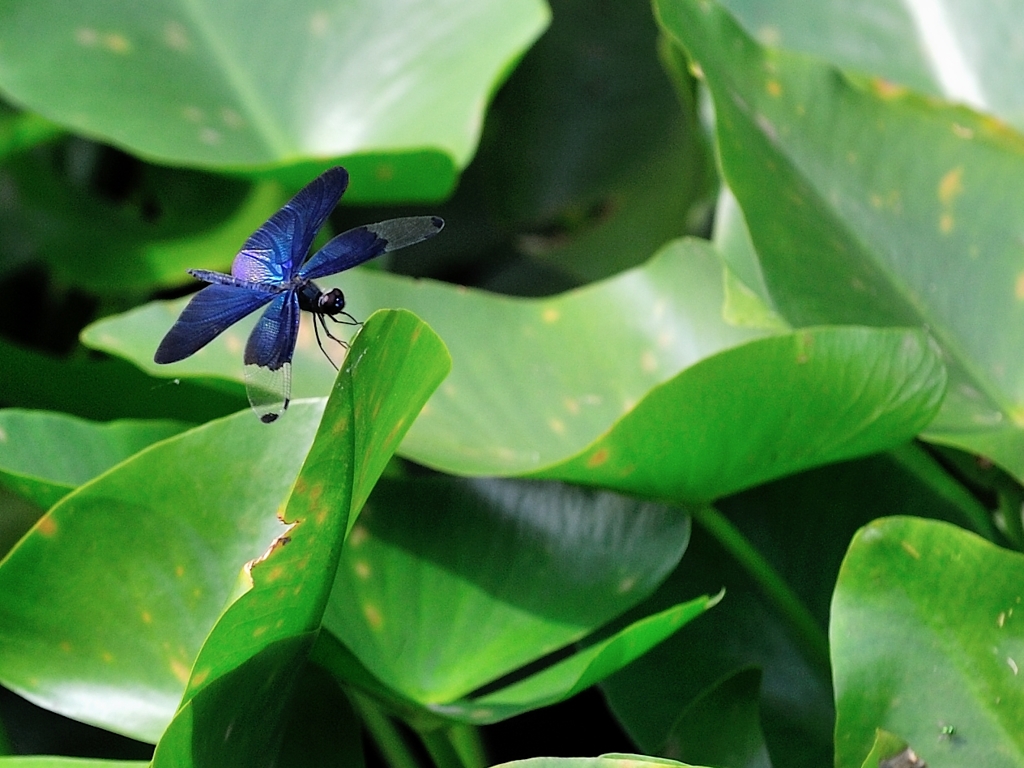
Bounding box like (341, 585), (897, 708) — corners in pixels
(0, 155), (283, 291)
(660, 668), (772, 768)
(831, 517), (1024, 768)
(491, 756), (705, 768)
(323, 477), (691, 705)
(152, 310), (449, 767)
(442, 597), (716, 724)
(0, 410), (189, 509)
(0, 401), (326, 742)
(0, 0), (549, 199)
(719, 0), (1024, 131)
(88, 238), (945, 502)
(531, 325), (944, 503)
(603, 450), (983, 768)
(656, 0), (1024, 481)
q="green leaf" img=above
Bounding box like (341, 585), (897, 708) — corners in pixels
(88, 238), (944, 502)
(323, 477), (691, 706)
(831, 517), (1024, 768)
(0, 761), (147, 768)
(488, 756), (708, 768)
(718, 0), (1024, 131)
(0, 0), (549, 198)
(603, 451), (983, 768)
(445, 597), (717, 724)
(0, 410), (189, 509)
(0, 402), (326, 742)
(532, 325), (945, 503)
(151, 309), (450, 766)
(660, 668), (772, 768)
(655, 0), (1024, 481)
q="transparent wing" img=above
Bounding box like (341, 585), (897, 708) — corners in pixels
(299, 216), (444, 280)
(232, 167), (350, 284)
(243, 292), (301, 423)
(154, 284), (275, 364)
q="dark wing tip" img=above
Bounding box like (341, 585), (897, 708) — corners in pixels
(431, 216), (444, 231)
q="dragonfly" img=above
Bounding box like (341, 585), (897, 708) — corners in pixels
(154, 166), (443, 423)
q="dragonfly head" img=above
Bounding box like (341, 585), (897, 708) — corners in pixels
(316, 288), (347, 315)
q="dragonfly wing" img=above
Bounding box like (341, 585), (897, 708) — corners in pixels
(154, 284), (276, 364)
(243, 292), (301, 423)
(299, 216), (444, 280)
(233, 167), (350, 283)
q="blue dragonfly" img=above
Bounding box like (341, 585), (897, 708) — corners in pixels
(154, 166), (443, 423)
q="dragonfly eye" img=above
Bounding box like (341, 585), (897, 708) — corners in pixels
(317, 288), (346, 315)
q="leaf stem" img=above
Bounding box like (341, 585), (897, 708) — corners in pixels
(692, 504), (831, 674)
(417, 724), (486, 768)
(888, 443), (998, 542)
(350, 691), (423, 768)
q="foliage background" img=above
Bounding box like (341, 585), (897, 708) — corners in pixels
(0, 1), (1023, 768)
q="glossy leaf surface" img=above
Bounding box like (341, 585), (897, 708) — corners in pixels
(152, 309), (450, 766)
(0, 410), (188, 509)
(0, 0), (548, 199)
(324, 477), (692, 705)
(86, 238), (945, 504)
(832, 516), (1024, 768)
(656, 0), (1024, 480)
(719, 0), (1024, 129)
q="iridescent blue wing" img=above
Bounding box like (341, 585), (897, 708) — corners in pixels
(298, 216), (444, 280)
(154, 283), (276, 364)
(243, 291), (301, 423)
(232, 167), (350, 285)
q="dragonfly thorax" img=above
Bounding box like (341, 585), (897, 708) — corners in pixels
(296, 280), (346, 316)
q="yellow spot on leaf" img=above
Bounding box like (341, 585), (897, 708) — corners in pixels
(363, 602), (383, 630)
(310, 10), (330, 36)
(999, 611), (1006, 627)
(175, 565), (185, 577)
(549, 417), (565, 435)
(102, 33), (131, 54)
(587, 447), (610, 468)
(375, 163), (394, 181)
(188, 666), (209, 687)
(350, 525), (369, 546)
(1015, 273), (1024, 300)
(354, 560), (371, 579)
(939, 213), (954, 234)
(253, 626), (267, 637)
(938, 167), (964, 204)
(872, 78), (906, 99)
(901, 540), (921, 559)
(170, 659), (192, 684)
(37, 516), (57, 537)
(75, 28), (98, 46)
(641, 350), (657, 373)
(766, 79), (782, 97)
(60, 641), (72, 652)
(952, 122), (974, 139)
(1009, 406), (1024, 427)
(542, 307), (560, 323)
(163, 21), (189, 51)
(564, 397), (580, 415)
(102, 651), (114, 663)
(141, 611), (152, 624)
